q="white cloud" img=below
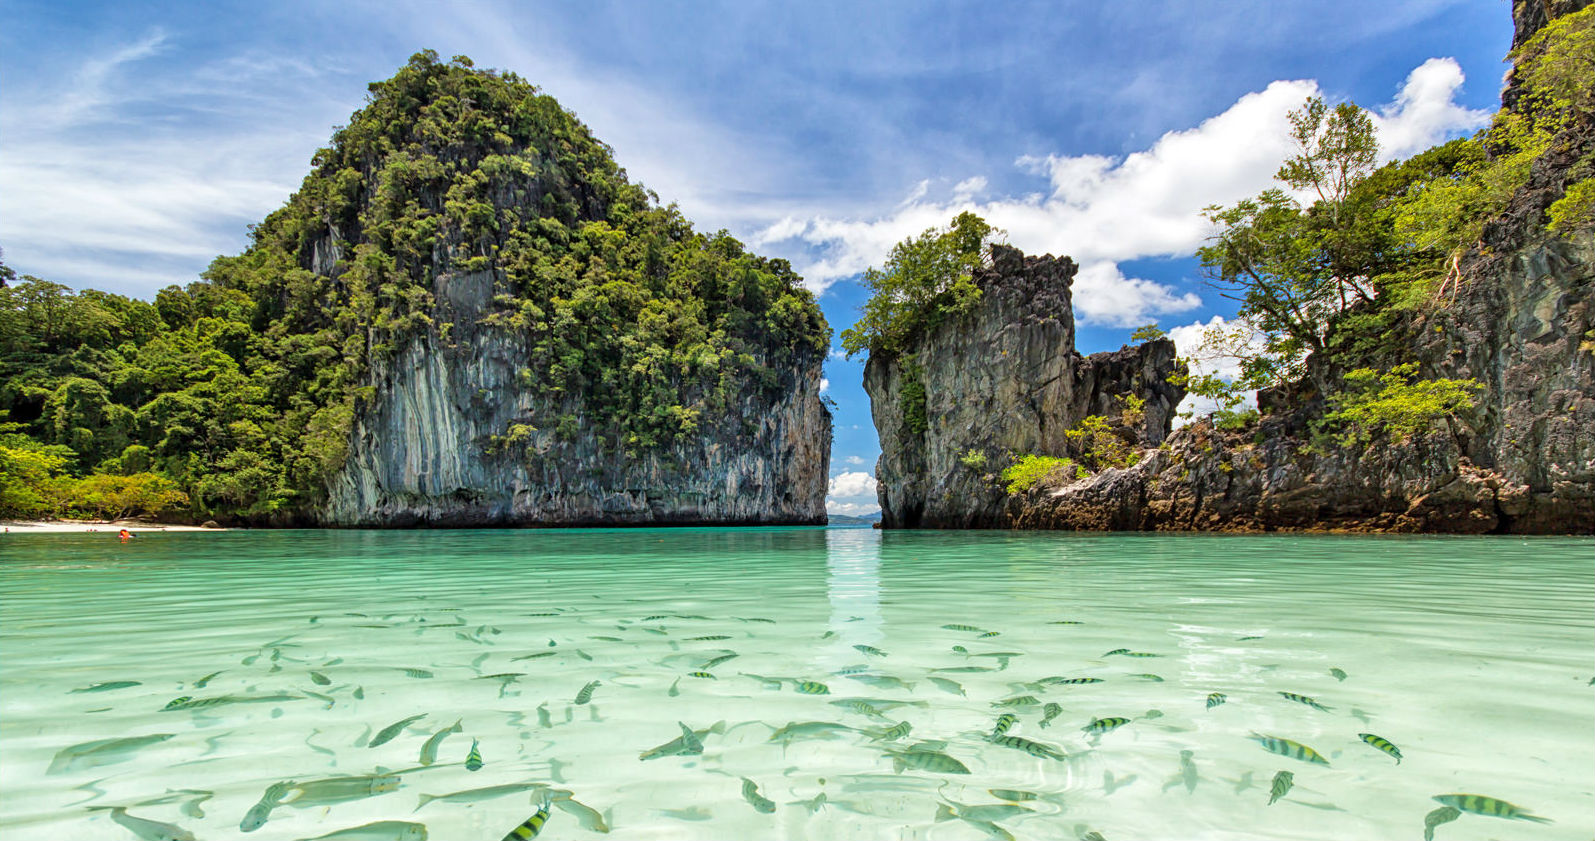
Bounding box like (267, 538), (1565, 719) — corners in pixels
(827, 471), (878, 498)
(1372, 58), (1491, 162)
(952, 176), (988, 201)
(759, 60), (1488, 318)
(844, 455), (867, 466)
(827, 500), (881, 516)
(819, 378), (830, 393)
(1166, 314), (1264, 425)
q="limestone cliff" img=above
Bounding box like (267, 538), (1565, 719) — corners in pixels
(1007, 4), (1595, 534)
(863, 245), (1184, 528)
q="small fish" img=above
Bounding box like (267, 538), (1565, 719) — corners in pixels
(844, 674), (915, 691)
(686, 635), (732, 641)
(1358, 733), (1402, 764)
(642, 614), (670, 621)
(932, 666), (997, 673)
(741, 778), (777, 813)
(353, 686), (365, 699)
(853, 644), (888, 657)
(192, 671), (222, 688)
(1248, 733), (1330, 765)
(310, 671), (331, 686)
(887, 746), (971, 774)
(1206, 692), (1226, 709)
(992, 713), (1018, 736)
(831, 699), (888, 718)
(952, 645), (969, 654)
(687, 671), (717, 679)
(1329, 667), (1348, 681)
(1102, 649), (1130, 657)
(700, 653), (739, 669)
(767, 721), (856, 746)
(795, 681), (830, 695)
(415, 782), (546, 811)
(71, 681), (142, 694)
(574, 680), (600, 704)
(978, 631), (1001, 638)
(588, 635), (624, 642)
(1237, 635), (1263, 641)
(1039, 702), (1062, 727)
(1430, 793), (1551, 823)
(667, 678), (680, 697)
(1279, 691), (1332, 712)
(942, 624), (985, 632)
(93, 806), (196, 841)
(536, 703), (551, 728)
(988, 789), (1040, 801)
(928, 677), (965, 696)
(550, 793), (610, 832)
(1129, 673), (1164, 682)
(1083, 717), (1130, 736)
(740, 616), (777, 624)
(868, 720), (913, 741)
(511, 652), (557, 661)
(989, 734), (1066, 760)
(739, 671), (788, 689)
(465, 739), (483, 771)
(992, 695), (1041, 708)
(1048, 620), (1084, 625)
(419, 718), (462, 765)
(48, 734), (175, 775)
(1123, 652), (1159, 658)
(1268, 770), (1294, 805)
(369, 714), (426, 748)
(498, 795), (553, 840)
(1423, 806), (1461, 841)
(240, 782), (293, 832)
(820, 631), (836, 639)
(281, 774), (402, 808)
(400, 668), (433, 679)
(1042, 676), (1104, 685)
(678, 721), (704, 754)
(304, 690), (336, 708)
(1143, 709), (1164, 719)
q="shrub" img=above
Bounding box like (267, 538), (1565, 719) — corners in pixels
(958, 449), (987, 471)
(1315, 363), (1481, 448)
(1000, 454), (1080, 495)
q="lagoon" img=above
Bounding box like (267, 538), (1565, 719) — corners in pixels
(1, 528), (1591, 840)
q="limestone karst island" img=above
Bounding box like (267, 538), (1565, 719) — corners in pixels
(1, 2), (1591, 841)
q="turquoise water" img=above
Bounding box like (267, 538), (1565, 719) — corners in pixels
(1, 528), (1591, 841)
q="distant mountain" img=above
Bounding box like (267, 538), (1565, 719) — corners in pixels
(827, 511), (883, 526)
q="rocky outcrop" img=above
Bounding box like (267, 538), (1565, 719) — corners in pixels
(318, 253), (828, 526)
(864, 245), (1184, 528)
(1009, 4), (1595, 534)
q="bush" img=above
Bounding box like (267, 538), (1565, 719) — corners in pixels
(63, 473), (189, 520)
(1066, 395), (1147, 472)
(958, 449), (987, 470)
(1000, 454), (1080, 495)
(1315, 363), (1480, 448)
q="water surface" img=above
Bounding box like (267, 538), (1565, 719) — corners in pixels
(2, 528), (1591, 840)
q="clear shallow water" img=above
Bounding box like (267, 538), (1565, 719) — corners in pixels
(1, 528), (1591, 841)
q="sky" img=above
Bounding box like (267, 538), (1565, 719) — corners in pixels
(1, 0), (1513, 515)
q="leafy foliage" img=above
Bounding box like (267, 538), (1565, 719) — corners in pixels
(840, 212), (1001, 358)
(1129, 323), (1165, 341)
(1065, 395), (1146, 473)
(0, 51), (826, 521)
(958, 448), (987, 470)
(1314, 363), (1480, 448)
(899, 358), (928, 436)
(1000, 454), (1080, 495)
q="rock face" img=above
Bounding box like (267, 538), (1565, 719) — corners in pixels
(319, 260), (828, 527)
(864, 245), (1184, 528)
(1008, 4), (1595, 534)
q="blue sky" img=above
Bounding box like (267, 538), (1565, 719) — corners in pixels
(1, 0), (1512, 514)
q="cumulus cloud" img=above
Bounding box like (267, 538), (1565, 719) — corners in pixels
(759, 60), (1488, 323)
(1166, 314), (1266, 424)
(844, 455), (868, 466)
(827, 471), (878, 498)
(819, 378), (830, 393)
(827, 500), (881, 516)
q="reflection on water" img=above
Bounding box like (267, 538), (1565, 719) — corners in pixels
(1, 529), (1591, 841)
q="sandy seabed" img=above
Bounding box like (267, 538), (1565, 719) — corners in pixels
(0, 520), (225, 534)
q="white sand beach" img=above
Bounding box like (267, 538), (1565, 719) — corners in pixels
(0, 520), (225, 534)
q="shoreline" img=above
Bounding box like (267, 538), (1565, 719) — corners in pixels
(0, 520), (227, 534)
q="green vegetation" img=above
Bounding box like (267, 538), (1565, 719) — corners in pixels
(1129, 323), (1166, 341)
(1065, 395), (1147, 473)
(1185, 12), (1590, 437)
(899, 358), (928, 436)
(1000, 454), (1080, 495)
(1314, 363), (1481, 448)
(840, 212), (1001, 358)
(958, 448), (987, 471)
(0, 51), (826, 522)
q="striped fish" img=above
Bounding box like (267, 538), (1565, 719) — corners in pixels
(1430, 794), (1551, 823)
(1129, 674), (1164, 682)
(887, 747), (971, 774)
(741, 778), (777, 813)
(1039, 703), (1062, 728)
(1206, 692), (1226, 709)
(1083, 717), (1130, 736)
(992, 714), (1018, 736)
(687, 671), (717, 679)
(869, 720), (913, 741)
(574, 681), (600, 704)
(465, 738), (483, 771)
(1048, 620), (1084, 625)
(1102, 649), (1130, 657)
(642, 615), (670, 621)
(992, 695), (1041, 708)
(831, 699), (888, 717)
(942, 624), (984, 632)
(687, 635), (732, 641)
(1124, 652), (1160, 658)
(853, 644), (888, 657)
(1268, 770), (1293, 805)
(794, 681), (830, 695)
(1278, 691), (1331, 712)
(1423, 806), (1461, 841)
(1248, 733), (1330, 765)
(1041, 677), (1103, 686)
(990, 734), (1066, 760)
(700, 654), (739, 669)
(951, 645), (969, 654)
(1358, 733), (1402, 764)
(500, 796), (552, 840)
(978, 631), (1001, 638)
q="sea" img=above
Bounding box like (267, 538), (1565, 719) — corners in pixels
(1, 527), (1591, 840)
